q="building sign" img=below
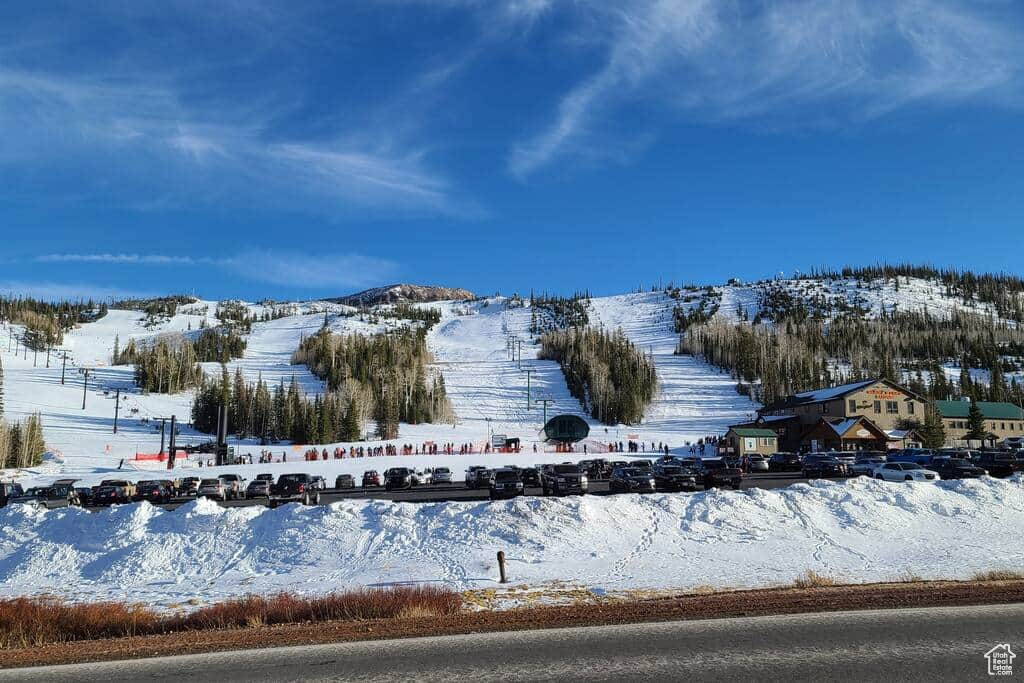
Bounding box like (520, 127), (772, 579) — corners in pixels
(855, 429), (872, 438)
(491, 434), (507, 448)
(744, 438), (757, 451)
(865, 388), (904, 400)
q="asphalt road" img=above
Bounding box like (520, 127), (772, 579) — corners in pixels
(5, 604), (1018, 682)
(127, 471), (820, 510)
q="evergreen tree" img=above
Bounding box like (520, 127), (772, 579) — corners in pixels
(965, 399), (989, 443)
(920, 404), (947, 449)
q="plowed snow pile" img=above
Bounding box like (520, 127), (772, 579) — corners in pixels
(1, 477), (1021, 608)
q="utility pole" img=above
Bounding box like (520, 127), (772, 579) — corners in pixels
(113, 389), (121, 434)
(46, 347), (51, 368)
(516, 339), (523, 369)
(536, 398), (555, 425)
(159, 418), (167, 455)
(167, 415), (177, 470)
(33, 346), (37, 367)
(61, 351), (68, 385)
(522, 368), (535, 409)
(7, 328), (11, 352)
(81, 368), (91, 410)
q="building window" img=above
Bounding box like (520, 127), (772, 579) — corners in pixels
(907, 402), (915, 414)
(886, 401), (899, 414)
(848, 399), (857, 413)
(873, 401), (881, 414)
(1001, 423), (1006, 431)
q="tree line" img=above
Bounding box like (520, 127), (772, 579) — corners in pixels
(539, 326), (657, 425)
(191, 370), (363, 444)
(679, 310), (1024, 407)
(114, 328), (247, 393)
(292, 328), (453, 439)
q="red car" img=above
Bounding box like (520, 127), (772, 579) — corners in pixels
(361, 470), (381, 487)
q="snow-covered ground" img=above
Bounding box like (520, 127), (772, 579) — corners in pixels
(1, 476), (1021, 608)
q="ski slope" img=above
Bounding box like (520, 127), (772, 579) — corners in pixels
(588, 292), (759, 441)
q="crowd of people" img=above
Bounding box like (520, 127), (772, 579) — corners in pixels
(198, 436), (688, 466)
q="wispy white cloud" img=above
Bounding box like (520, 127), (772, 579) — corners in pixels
(0, 281), (157, 302)
(508, 0), (1024, 177)
(30, 250), (398, 291)
(36, 253), (209, 265)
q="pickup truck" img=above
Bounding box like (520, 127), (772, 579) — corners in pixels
(540, 464), (588, 496)
(218, 474), (246, 500)
(92, 479), (135, 505)
(269, 474), (321, 508)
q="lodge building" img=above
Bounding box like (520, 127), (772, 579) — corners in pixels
(733, 378), (927, 452)
(934, 400), (1024, 445)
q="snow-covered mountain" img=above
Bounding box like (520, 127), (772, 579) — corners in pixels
(2, 270), (1021, 485)
(327, 283), (475, 307)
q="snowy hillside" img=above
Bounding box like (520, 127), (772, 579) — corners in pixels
(3, 271), (1021, 486)
(2, 476), (1022, 608)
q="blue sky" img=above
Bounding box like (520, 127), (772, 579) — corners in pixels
(1, 1), (1023, 302)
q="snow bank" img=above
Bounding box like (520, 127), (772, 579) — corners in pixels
(1, 477), (1022, 608)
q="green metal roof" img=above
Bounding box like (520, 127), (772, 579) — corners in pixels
(934, 400), (1024, 420)
(731, 428), (778, 438)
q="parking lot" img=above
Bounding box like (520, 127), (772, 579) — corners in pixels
(135, 471), (818, 511)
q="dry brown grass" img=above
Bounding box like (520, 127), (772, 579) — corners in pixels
(792, 571), (837, 589)
(0, 597), (159, 648)
(0, 586), (461, 649)
(972, 569), (1024, 582)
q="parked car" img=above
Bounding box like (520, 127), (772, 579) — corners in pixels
(742, 455), (769, 473)
(362, 470), (381, 487)
(976, 452), (1018, 478)
(269, 473), (321, 507)
(431, 467), (453, 484)
(74, 486), (93, 507)
(218, 474), (246, 500)
(179, 477), (201, 496)
(873, 462), (940, 482)
(652, 465), (699, 492)
(385, 467), (415, 491)
(579, 459), (611, 480)
(927, 457), (986, 479)
(198, 478), (227, 501)
(767, 453), (801, 472)
(630, 459), (653, 471)
(133, 480), (172, 504)
(609, 467), (656, 494)
(851, 454), (887, 476)
(8, 485), (78, 509)
(696, 458), (742, 489)
(541, 464), (588, 496)
(97, 479), (136, 499)
(255, 473), (275, 482)
(464, 466), (491, 489)
(310, 475), (328, 491)
(156, 479), (178, 497)
(246, 479), (271, 499)
(521, 467), (541, 487)
(801, 454), (848, 479)
(0, 482), (25, 508)
(888, 448), (937, 466)
(411, 470), (432, 486)
(489, 468), (525, 500)
(334, 474), (355, 489)
(91, 484), (130, 506)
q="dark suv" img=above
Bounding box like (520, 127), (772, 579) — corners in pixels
(541, 464), (588, 496)
(384, 468), (415, 491)
(0, 482), (25, 508)
(133, 480), (172, 504)
(976, 452), (1017, 478)
(489, 469), (524, 500)
(609, 467), (656, 494)
(696, 459), (742, 489)
(652, 465), (698, 492)
(768, 452), (802, 472)
(801, 454), (848, 478)
(927, 457), (986, 479)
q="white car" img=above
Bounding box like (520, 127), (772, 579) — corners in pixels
(743, 455), (769, 472)
(872, 462), (940, 482)
(431, 467), (453, 484)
